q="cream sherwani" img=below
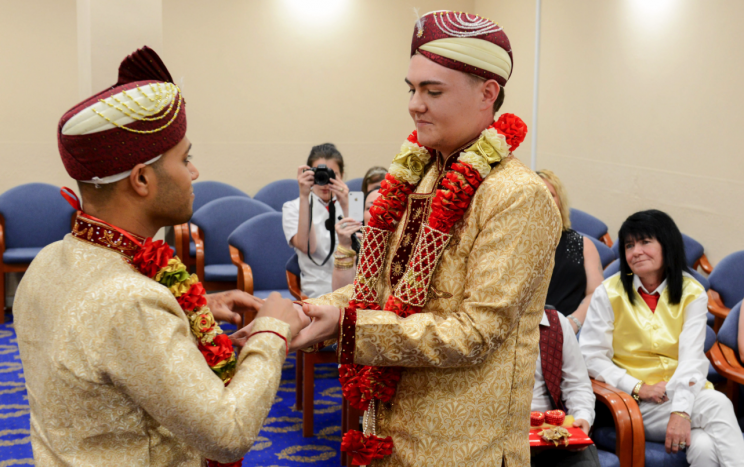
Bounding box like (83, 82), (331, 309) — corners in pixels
(14, 235), (289, 466)
(312, 155), (562, 466)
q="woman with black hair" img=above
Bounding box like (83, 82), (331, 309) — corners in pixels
(579, 210), (743, 466)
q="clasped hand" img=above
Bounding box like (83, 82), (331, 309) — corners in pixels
(223, 292), (340, 353)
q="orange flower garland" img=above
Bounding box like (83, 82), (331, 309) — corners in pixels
(340, 114), (527, 464)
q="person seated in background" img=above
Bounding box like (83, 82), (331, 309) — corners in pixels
(580, 209), (744, 466)
(361, 166), (387, 195)
(531, 306), (599, 467)
(537, 169), (603, 333)
(282, 143), (349, 298)
(331, 187), (381, 290)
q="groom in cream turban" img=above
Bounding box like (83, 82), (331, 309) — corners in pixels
(287, 10), (563, 467)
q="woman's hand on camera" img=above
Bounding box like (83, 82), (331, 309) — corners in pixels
(297, 165), (315, 198)
(335, 217), (362, 248)
(329, 178), (350, 212)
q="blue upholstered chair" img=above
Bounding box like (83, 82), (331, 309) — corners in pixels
(582, 233), (616, 269)
(610, 233), (712, 275)
(709, 301), (744, 416)
(570, 208), (612, 246)
(173, 181), (249, 268)
(0, 183), (76, 322)
(191, 196), (273, 291)
(346, 177), (363, 193)
(708, 251), (744, 331)
(227, 212), (294, 301)
(253, 179), (300, 211)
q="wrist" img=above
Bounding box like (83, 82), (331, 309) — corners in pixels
(671, 411), (691, 422)
(632, 381), (643, 401)
(567, 314), (582, 333)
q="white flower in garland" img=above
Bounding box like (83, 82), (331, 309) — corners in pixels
(457, 128), (511, 178)
(388, 141), (431, 185)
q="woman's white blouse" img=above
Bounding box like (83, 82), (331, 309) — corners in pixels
(282, 192), (342, 298)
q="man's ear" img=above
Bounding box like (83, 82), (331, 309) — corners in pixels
(128, 163), (154, 197)
(482, 80), (500, 111)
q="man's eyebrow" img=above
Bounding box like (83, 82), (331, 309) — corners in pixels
(404, 78), (446, 87)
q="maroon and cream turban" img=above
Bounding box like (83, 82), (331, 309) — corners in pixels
(58, 46), (187, 183)
(411, 11), (513, 87)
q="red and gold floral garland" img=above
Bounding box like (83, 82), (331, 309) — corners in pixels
(62, 191), (242, 467)
(339, 113), (527, 465)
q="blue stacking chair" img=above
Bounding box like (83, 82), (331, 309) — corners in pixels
(582, 233), (616, 269)
(191, 196), (273, 291)
(709, 301), (744, 429)
(0, 183), (76, 322)
(611, 233), (712, 275)
(346, 177), (363, 192)
(173, 181), (249, 268)
(708, 251), (744, 331)
(228, 212), (294, 301)
(253, 179), (300, 211)
(570, 208), (612, 246)
(285, 253), (305, 301)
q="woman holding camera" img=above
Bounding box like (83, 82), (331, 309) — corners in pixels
(282, 143), (349, 298)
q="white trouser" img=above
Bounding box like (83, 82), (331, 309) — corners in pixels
(639, 389), (744, 467)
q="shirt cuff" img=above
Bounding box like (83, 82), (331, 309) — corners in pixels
(671, 388), (695, 415)
(617, 374), (641, 395)
(571, 409), (595, 428)
(237, 316), (291, 365)
(337, 306), (357, 364)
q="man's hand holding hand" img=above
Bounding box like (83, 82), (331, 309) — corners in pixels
(207, 290), (264, 326)
(289, 304), (341, 352)
(228, 293), (309, 353)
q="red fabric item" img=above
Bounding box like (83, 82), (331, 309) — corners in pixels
(131, 238), (174, 278)
(493, 113), (528, 151)
(539, 308), (565, 412)
(338, 306), (358, 364)
(198, 334), (235, 367)
(57, 47), (187, 181)
(177, 282), (207, 311)
(411, 11), (513, 86)
(638, 288), (660, 312)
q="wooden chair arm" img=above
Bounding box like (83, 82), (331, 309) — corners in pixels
(173, 224), (186, 259)
(708, 290), (730, 319)
(697, 254), (713, 274)
(228, 245), (254, 294)
(591, 379), (645, 467)
(287, 270), (303, 300)
(708, 342), (744, 385)
(600, 233), (613, 248)
(191, 225), (206, 282)
(0, 214), (6, 255)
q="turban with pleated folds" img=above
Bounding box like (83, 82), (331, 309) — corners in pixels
(411, 11), (513, 87)
(57, 46), (187, 183)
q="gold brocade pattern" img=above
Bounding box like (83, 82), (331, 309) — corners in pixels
(606, 274), (707, 386)
(13, 236), (290, 466)
(310, 156), (562, 466)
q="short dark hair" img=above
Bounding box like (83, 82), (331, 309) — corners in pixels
(307, 143), (344, 176)
(467, 74), (505, 114)
(618, 209), (688, 305)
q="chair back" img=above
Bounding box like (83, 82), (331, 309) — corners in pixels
(192, 181), (249, 213)
(570, 209), (608, 241)
(603, 259), (619, 279)
(582, 233), (616, 269)
(688, 268), (710, 291)
(681, 233), (705, 268)
(191, 197), (273, 266)
(347, 177), (363, 192)
(228, 212), (294, 291)
(709, 251), (744, 308)
(704, 325), (717, 353)
(0, 183), (75, 249)
(254, 179), (300, 211)
(718, 300), (742, 356)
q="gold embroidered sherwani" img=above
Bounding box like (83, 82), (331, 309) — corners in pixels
(312, 155), (562, 466)
(14, 234), (290, 466)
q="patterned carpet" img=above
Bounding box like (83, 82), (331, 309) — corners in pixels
(0, 316), (342, 466)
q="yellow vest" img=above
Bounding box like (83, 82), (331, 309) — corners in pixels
(606, 274), (705, 385)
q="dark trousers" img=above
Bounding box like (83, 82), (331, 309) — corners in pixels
(531, 445), (601, 467)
